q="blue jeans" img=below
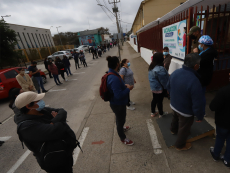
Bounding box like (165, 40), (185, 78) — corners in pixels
(35, 76), (46, 93)
(65, 66), (72, 76)
(53, 74), (61, 85)
(214, 126), (230, 162)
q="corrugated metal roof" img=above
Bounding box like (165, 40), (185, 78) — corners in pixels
(78, 29), (98, 36)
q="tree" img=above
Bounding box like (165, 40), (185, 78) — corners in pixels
(53, 32), (79, 46)
(98, 27), (111, 35)
(0, 19), (22, 68)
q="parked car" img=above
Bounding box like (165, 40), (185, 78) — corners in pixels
(77, 45), (89, 52)
(65, 49), (74, 54)
(0, 67), (47, 100)
(47, 51), (73, 61)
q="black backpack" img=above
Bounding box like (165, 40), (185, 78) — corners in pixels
(17, 121), (83, 170)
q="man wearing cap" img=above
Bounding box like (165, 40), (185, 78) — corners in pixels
(14, 92), (77, 173)
(28, 61), (48, 93)
(188, 26), (201, 53)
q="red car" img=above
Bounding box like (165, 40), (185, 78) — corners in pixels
(0, 67), (47, 99)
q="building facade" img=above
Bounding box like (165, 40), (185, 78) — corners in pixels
(132, 0), (186, 34)
(8, 23), (55, 50)
(78, 29), (102, 47)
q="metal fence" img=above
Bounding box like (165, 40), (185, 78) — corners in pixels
(137, 3), (230, 90)
(15, 45), (74, 62)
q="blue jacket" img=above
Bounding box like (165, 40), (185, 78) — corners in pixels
(107, 68), (130, 105)
(148, 65), (169, 91)
(167, 65), (205, 120)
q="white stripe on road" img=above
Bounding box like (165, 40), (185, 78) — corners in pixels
(73, 72), (85, 74)
(7, 150), (31, 173)
(73, 127), (89, 165)
(0, 136), (11, 141)
(48, 89), (66, 92)
(1, 116), (13, 124)
(69, 79), (78, 81)
(146, 119), (162, 154)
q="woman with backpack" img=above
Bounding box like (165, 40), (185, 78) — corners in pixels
(148, 53), (169, 118)
(55, 57), (68, 81)
(62, 55), (73, 76)
(79, 50), (87, 67)
(48, 60), (62, 85)
(119, 59), (136, 111)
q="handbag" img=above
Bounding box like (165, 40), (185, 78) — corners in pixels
(154, 71), (170, 99)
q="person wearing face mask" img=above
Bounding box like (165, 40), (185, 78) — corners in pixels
(187, 26), (201, 53)
(28, 61), (48, 93)
(163, 47), (172, 71)
(119, 59), (136, 111)
(106, 56), (134, 146)
(16, 68), (36, 92)
(14, 91), (78, 173)
(167, 53), (205, 151)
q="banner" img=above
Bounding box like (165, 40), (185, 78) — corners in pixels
(162, 20), (187, 60)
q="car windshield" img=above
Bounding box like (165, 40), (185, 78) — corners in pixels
(0, 78), (2, 83)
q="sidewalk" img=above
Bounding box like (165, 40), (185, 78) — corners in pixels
(73, 42), (228, 173)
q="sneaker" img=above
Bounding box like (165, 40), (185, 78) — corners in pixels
(42, 90), (48, 93)
(121, 138), (134, 146)
(127, 106), (135, 111)
(151, 112), (158, 117)
(130, 101), (135, 105)
(70, 74), (73, 75)
(176, 143), (192, 151)
(123, 126), (131, 132)
(210, 147), (220, 161)
(159, 112), (168, 118)
(220, 155), (230, 168)
(65, 79), (68, 81)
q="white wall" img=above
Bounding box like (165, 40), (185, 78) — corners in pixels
(140, 47), (152, 65)
(129, 33), (138, 52)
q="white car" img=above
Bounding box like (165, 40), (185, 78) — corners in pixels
(47, 51), (73, 60)
(77, 45), (90, 52)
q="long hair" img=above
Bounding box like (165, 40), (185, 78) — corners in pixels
(121, 59), (127, 67)
(148, 52), (164, 71)
(106, 56), (119, 69)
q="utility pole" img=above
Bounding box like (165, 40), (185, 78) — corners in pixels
(109, 0), (121, 60)
(56, 26), (63, 48)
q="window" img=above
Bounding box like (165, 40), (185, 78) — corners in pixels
(4, 70), (18, 79)
(35, 33), (42, 47)
(17, 32), (26, 49)
(45, 34), (51, 47)
(39, 34), (45, 47)
(27, 33), (34, 48)
(52, 52), (58, 55)
(22, 32), (31, 48)
(49, 34), (53, 46)
(58, 52), (64, 54)
(31, 33), (38, 48)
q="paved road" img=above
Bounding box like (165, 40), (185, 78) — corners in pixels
(0, 47), (117, 173)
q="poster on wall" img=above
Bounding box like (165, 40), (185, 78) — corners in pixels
(80, 35), (96, 46)
(162, 19), (187, 60)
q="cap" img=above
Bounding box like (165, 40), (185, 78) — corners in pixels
(15, 91), (45, 109)
(198, 35), (214, 45)
(188, 26), (200, 36)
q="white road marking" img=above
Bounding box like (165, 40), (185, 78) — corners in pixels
(7, 150), (31, 173)
(73, 127), (89, 165)
(73, 72), (85, 74)
(48, 89), (66, 92)
(69, 79), (78, 81)
(1, 116), (13, 124)
(0, 136), (11, 141)
(146, 119), (162, 154)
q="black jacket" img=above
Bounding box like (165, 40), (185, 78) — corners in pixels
(55, 61), (65, 70)
(73, 52), (79, 61)
(44, 60), (48, 69)
(209, 84), (230, 130)
(197, 47), (218, 86)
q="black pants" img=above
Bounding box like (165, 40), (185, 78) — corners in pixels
(93, 53), (98, 59)
(110, 104), (126, 141)
(151, 92), (164, 115)
(60, 70), (65, 80)
(170, 110), (194, 148)
(82, 60), (87, 67)
(127, 93), (131, 107)
(46, 69), (53, 78)
(74, 59), (80, 69)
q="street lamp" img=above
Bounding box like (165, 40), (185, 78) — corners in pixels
(56, 26), (63, 47)
(50, 26), (53, 30)
(1, 15), (11, 20)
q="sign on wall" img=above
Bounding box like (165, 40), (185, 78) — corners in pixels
(162, 20), (187, 60)
(80, 35), (96, 46)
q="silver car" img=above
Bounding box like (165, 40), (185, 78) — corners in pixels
(47, 51), (73, 60)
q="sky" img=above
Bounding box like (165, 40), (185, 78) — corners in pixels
(1, 0), (141, 35)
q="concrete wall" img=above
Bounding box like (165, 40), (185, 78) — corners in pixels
(140, 47), (152, 65)
(8, 23), (55, 49)
(129, 34), (138, 52)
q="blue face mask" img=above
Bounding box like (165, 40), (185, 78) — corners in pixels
(163, 52), (169, 56)
(36, 100), (46, 111)
(127, 62), (131, 67)
(198, 45), (203, 51)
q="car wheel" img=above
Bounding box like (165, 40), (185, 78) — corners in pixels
(42, 76), (47, 84)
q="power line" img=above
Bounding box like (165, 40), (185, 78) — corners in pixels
(96, 0), (114, 22)
(103, 0), (114, 19)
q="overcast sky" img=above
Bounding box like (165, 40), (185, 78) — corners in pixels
(1, 0), (141, 35)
